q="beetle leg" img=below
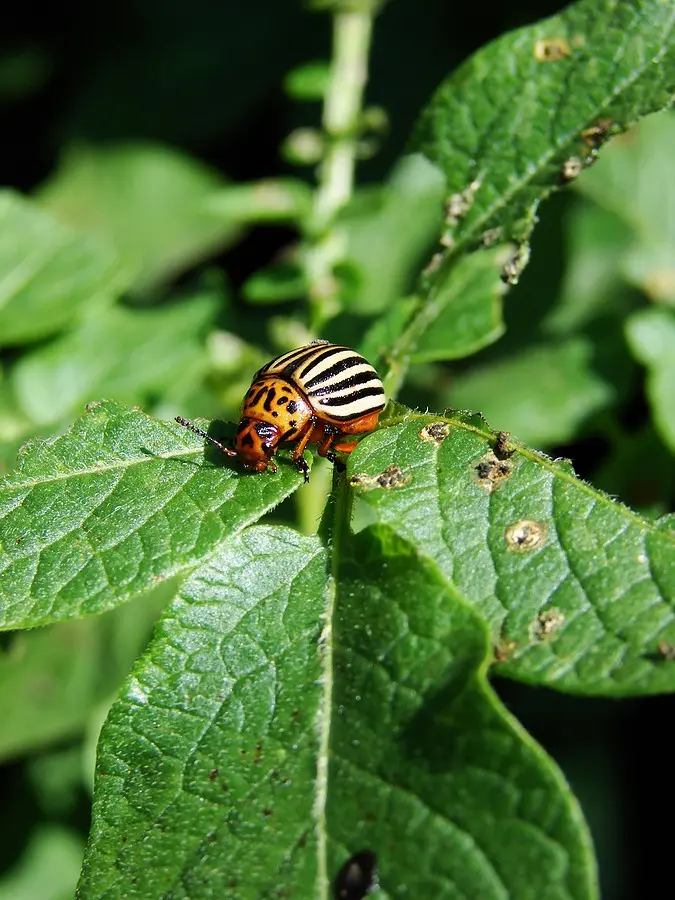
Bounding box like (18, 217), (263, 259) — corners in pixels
(290, 419), (316, 462)
(294, 455), (310, 482)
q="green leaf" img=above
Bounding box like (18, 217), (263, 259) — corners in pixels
(206, 178), (313, 223)
(79, 524), (596, 899)
(625, 307), (675, 452)
(543, 199), (635, 335)
(342, 154), (445, 314)
(11, 294), (218, 427)
(594, 425), (675, 518)
(78, 526), (327, 899)
(409, 0), (675, 281)
(449, 338), (614, 446)
(0, 825), (84, 900)
(0, 577), (172, 762)
(327, 527), (596, 900)
(347, 410), (675, 696)
(574, 111), (675, 303)
(0, 190), (124, 346)
(284, 61), (330, 100)
(0, 620), (104, 761)
(0, 401), (304, 630)
(410, 244), (507, 362)
(242, 262), (307, 304)
(37, 143), (240, 293)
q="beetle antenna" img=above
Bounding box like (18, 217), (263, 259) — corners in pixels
(175, 416), (236, 457)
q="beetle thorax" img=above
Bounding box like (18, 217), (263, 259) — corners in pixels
(240, 376), (313, 440)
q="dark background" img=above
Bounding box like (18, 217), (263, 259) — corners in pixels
(1, 2), (669, 897)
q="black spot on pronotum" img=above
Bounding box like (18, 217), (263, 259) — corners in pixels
(241, 433), (255, 448)
(263, 386), (277, 411)
(333, 850), (378, 899)
(286, 400), (298, 414)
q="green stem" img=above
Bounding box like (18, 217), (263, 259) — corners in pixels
(305, 9), (374, 331)
(314, 463), (353, 898)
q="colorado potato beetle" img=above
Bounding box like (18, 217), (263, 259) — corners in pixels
(176, 340), (385, 481)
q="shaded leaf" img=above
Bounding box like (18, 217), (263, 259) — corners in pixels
(0, 825), (84, 900)
(342, 154), (445, 314)
(543, 199), (635, 335)
(284, 61), (330, 100)
(243, 263), (307, 304)
(574, 111), (675, 303)
(0, 401), (304, 629)
(0, 191), (124, 346)
(626, 306), (675, 452)
(449, 338), (614, 446)
(37, 143), (240, 293)
(0, 578), (173, 762)
(206, 178), (312, 223)
(347, 410), (675, 696)
(11, 294), (218, 426)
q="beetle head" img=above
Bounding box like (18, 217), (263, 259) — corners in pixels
(234, 418), (281, 472)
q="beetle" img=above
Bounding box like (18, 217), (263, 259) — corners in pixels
(175, 340), (386, 482)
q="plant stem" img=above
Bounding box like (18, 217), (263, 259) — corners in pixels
(305, 8), (374, 331)
(314, 463), (354, 899)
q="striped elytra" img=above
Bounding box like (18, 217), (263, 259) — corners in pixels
(254, 341), (385, 422)
(175, 340), (385, 483)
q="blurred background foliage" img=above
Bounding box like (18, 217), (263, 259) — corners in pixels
(0, 1), (673, 897)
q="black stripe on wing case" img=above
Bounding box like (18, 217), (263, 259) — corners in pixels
(318, 387), (385, 408)
(303, 355), (365, 389)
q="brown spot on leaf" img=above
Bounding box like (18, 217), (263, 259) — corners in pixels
(472, 452), (513, 492)
(350, 465), (410, 491)
(559, 156), (584, 185)
(581, 118), (616, 150)
(533, 607), (565, 640)
(657, 640), (675, 661)
(419, 422), (451, 444)
(505, 519), (547, 552)
(534, 37), (571, 61)
(493, 640), (517, 663)
(494, 430), (514, 459)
